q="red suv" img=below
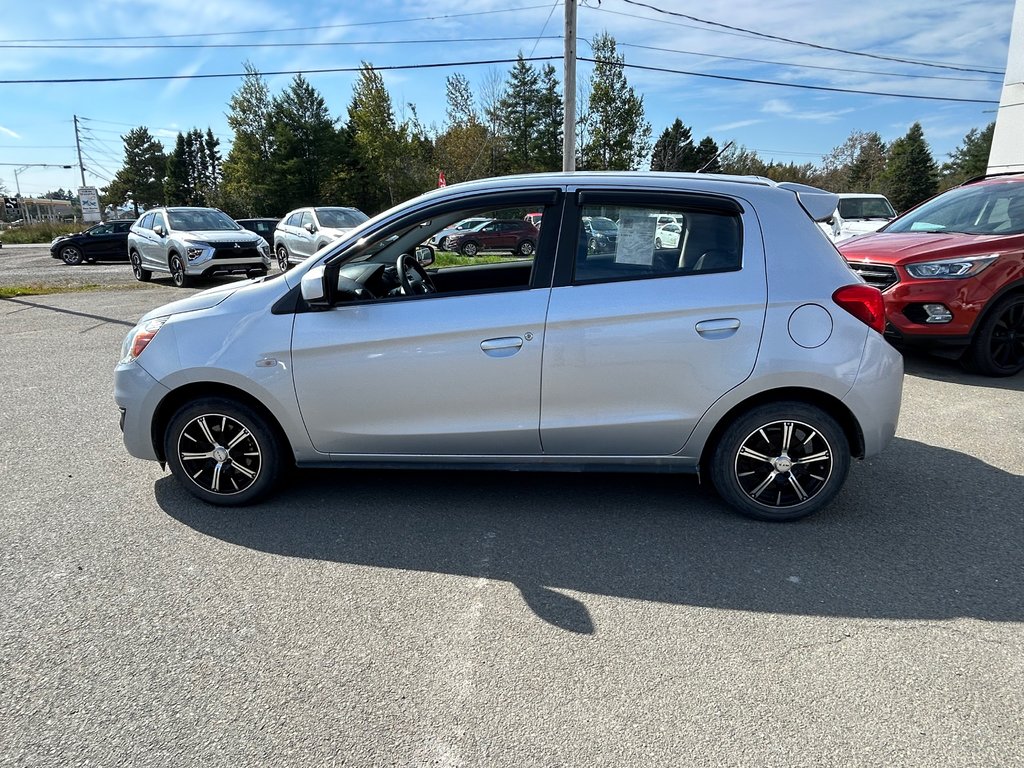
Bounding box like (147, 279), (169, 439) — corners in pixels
(448, 219), (538, 257)
(839, 174), (1024, 376)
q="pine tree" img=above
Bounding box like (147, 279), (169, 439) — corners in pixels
(347, 63), (401, 212)
(650, 119), (696, 172)
(882, 123), (938, 212)
(941, 122), (994, 189)
(164, 133), (189, 205)
(578, 33), (651, 170)
(498, 55), (542, 174)
(222, 63), (276, 216)
(533, 63), (563, 172)
(693, 136), (721, 173)
(104, 127), (166, 216)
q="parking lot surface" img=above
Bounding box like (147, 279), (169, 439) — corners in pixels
(1, 249), (1022, 766)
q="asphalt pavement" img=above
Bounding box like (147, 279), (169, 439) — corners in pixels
(0, 250), (1021, 766)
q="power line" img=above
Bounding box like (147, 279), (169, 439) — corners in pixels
(0, 56), (562, 85)
(611, 41), (1003, 85)
(611, 0), (1004, 75)
(0, 36), (562, 51)
(578, 57), (1000, 104)
(0, 5), (554, 43)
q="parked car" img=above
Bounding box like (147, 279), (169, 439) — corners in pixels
(655, 221), (683, 249)
(50, 220), (133, 265)
(235, 217), (280, 243)
(127, 207), (271, 288)
(274, 206), (368, 271)
(839, 173), (1024, 376)
(583, 216), (618, 254)
(820, 193), (896, 242)
(115, 172), (902, 521)
(524, 212), (543, 228)
(428, 217), (492, 251)
(447, 218), (538, 257)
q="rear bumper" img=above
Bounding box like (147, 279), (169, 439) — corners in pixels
(843, 331), (904, 458)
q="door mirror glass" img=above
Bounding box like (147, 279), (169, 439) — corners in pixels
(414, 244), (434, 267)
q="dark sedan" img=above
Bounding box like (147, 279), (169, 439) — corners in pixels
(50, 220), (133, 265)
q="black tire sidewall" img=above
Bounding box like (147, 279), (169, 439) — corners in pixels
(164, 397), (282, 506)
(710, 401), (851, 522)
(61, 246), (83, 265)
(965, 293), (1024, 377)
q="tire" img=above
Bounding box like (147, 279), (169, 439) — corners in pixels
(60, 245), (84, 266)
(655, 238), (663, 249)
(164, 397), (283, 506)
(169, 253), (192, 288)
(961, 293), (1024, 377)
(461, 241), (479, 257)
(246, 269), (267, 280)
(276, 244), (290, 271)
(517, 239), (536, 257)
(439, 236), (451, 251)
(129, 251), (152, 282)
(709, 402), (850, 522)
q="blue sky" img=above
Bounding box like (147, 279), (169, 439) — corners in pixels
(0, 0), (1014, 198)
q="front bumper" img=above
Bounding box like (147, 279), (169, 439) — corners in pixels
(114, 361), (170, 461)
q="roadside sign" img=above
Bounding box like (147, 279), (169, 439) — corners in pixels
(79, 186), (101, 223)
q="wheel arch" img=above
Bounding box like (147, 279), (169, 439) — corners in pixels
(151, 381), (296, 466)
(698, 386), (865, 471)
(969, 278), (1024, 338)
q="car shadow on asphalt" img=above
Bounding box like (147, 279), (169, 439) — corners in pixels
(901, 349), (1024, 392)
(0, 296), (136, 327)
(155, 436), (1022, 634)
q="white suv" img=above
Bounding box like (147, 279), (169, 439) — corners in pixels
(128, 207), (270, 288)
(819, 193), (897, 242)
(273, 206), (368, 270)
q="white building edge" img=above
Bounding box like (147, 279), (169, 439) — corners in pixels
(988, 0), (1024, 173)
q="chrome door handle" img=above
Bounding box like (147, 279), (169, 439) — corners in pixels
(695, 318), (741, 338)
(481, 337), (524, 357)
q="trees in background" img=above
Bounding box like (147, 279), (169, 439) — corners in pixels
(101, 54), (990, 220)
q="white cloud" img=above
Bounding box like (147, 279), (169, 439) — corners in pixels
(0, 125), (21, 139)
(711, 119), (764, 131)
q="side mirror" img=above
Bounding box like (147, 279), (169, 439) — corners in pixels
(153, 224), (166, 237)
(825, 216), (835, 227)
(300, 265), (330, 308)
(304, 222), (317, 234)
(415, 244), (435, 267)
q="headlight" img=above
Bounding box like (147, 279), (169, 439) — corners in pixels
(186, 245), (206, 261)
(905, 254), (998, 279)
(120, 316), (168, 364)
(259, 243), (270, 256)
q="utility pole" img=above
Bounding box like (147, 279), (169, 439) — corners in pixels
(563, 0), (577, 172)
(73, 115), (87, 187)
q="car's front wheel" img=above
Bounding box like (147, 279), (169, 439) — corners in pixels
(276, 244), (290, 271)
(164, 397), (283, 506)
(962, 293), (1024, 376)
(169, 253), (192, 288)
(517, 239), (535, 257)
(710, 402), (850, 521)
(60, 245), (84, 265)
(129, 251), (152, 282)
(461, 241), (479, 257)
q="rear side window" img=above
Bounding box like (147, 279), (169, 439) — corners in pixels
(138, 213), (156, 230)
(286, 212), (302, 227)
(573, 203), (742, 284)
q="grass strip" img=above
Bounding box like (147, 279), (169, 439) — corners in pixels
(0, 284), (105, 298)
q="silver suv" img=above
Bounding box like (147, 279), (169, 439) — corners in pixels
(116, 172), (903, 521)
(127, 207), (271, 288)
(274, 206), (368, 271)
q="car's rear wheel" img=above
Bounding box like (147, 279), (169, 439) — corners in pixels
(461, 241), (479, 257)
(169, 253), (192, 288)
(164, 397), (282, 506)
(962, 293), (1024, 376)
(710, 402), (850, 521)
(655, 237), (663, 249)
(60, 245), (84, 265)
(276, 244), (290, 271)
(129, 251), (152, 282)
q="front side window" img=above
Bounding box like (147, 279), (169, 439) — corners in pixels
(886, 183), (1024, 235)
(299, 211), (314, 230)
(574, 203), (742, 283)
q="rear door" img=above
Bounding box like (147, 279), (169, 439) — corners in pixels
(540, 189), (767, 455)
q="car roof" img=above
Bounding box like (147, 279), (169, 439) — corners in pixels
(961, 172), (1024, 187)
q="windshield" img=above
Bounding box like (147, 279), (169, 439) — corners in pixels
(316, 208), (369, 229)
(837, 197), (895, 220)
(589, 217), (618, 233)
(885, 183), (1024, 235)
(168, 209), (241, 232)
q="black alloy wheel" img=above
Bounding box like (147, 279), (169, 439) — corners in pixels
(169, 253), (192, 288)
(276, 244), (290, 271)
(129, 251), (152, 282)
(164, 398), (283, 506)
(963, 293), (1024, 376)
(710, 402), (850, 521)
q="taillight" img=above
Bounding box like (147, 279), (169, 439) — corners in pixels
(833, 284), (885, 334)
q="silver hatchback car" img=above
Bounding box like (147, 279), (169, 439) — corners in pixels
(116, 173), (903, 521)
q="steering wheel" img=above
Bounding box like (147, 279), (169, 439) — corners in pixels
(396, 253), (437, 295)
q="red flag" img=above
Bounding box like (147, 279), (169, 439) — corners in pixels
(438, 171), (447, 188)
